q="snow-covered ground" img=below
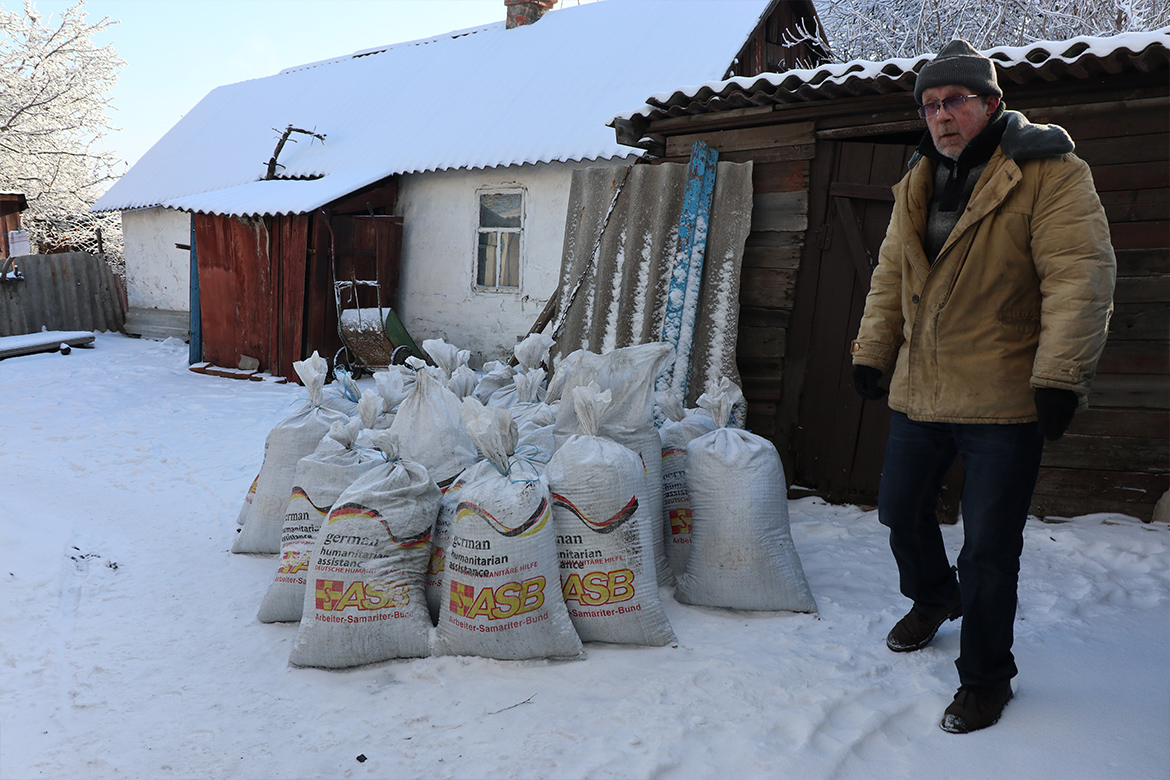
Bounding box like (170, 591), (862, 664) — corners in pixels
(1, 333), (1166, 780)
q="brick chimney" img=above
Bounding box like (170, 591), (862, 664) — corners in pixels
(505, 0), (556, 29)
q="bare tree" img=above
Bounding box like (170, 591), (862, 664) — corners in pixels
(0, 0), (125, 268)
(808, 0), (1168, 63)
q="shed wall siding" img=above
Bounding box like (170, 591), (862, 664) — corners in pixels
(394, 159), (627, 365)
(122, 207), (191, 311)
(1023, 97), (1170, 521)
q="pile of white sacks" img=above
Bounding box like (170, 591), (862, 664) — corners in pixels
(233, 335), (816, 668)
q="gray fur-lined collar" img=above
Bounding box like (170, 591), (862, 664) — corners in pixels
(999, 110), (1075, 160)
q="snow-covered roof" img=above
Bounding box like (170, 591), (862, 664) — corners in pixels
(93, 0), (777, 217)
(613, 28), (1170, 131)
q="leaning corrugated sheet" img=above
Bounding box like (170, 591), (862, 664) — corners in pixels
(92, 0), (777, 218)
(0, 253), (126, 337)
(614, 28), (1170, 128)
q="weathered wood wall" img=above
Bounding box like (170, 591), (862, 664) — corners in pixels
(1021, 96), (1169, 520)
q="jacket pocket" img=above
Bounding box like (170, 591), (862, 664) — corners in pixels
(998, 308), (1040, 336)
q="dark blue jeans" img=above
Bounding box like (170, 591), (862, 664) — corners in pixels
(879, 411), (1044, 686)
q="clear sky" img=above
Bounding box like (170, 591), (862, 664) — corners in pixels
(20, 0), (594, 169)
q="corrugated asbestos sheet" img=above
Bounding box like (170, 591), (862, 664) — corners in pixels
(0, 253), (127, 336)
(617, 29), (1170, 127)
(550, 162), (754, 406)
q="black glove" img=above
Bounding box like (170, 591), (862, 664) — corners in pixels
(1034, 387), (1079, 441)
(852, 365), (887, 401)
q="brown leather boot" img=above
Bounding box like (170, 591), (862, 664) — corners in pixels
(940, 682), (1014, 733)
(886, 596), (962, 652)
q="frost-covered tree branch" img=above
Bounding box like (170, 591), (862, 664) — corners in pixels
(807, 0), (1169, 63)
(1, 0), (125, 269)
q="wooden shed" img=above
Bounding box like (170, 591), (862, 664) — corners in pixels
(614, 31), (1169, 521)
(190, 179), (401, 381)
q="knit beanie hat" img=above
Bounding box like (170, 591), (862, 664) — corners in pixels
(914, 39), (1002, 104)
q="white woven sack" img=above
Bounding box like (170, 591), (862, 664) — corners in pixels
(389, 363), (478, 490)
(517, 423), (556, 463)
(343, 389), (393, 450)
(675, 380), (817, 613)
(448, 365), (478, 399)
(514, 401), (556, 441)
(289, 432), (441, 668)
(508, 369), (556, 443)
(235, 474), (258, 525)
(514, 332), (555, 371)
(374, 366), (414, 411)
(473, 361), (515, 404)
(656, 392), (717, 577)
(324, 367), (362, 416)
(432, 400), (583, 661)
(546, 348), (602, 406)
(422, 338), (462, 379)
(424, 459), (496, 625)
(490, 361), (549, 409)
(233, 355), (349, 554)
(233, 351), (358, 527)
(257, 420), (384, 623)
(554, 343), (674, 586)
(547, 385), (675, 645)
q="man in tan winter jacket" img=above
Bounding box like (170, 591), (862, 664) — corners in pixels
(850, 40), (1115, 734)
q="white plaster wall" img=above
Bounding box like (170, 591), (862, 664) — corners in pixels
(121, 206), (191, 311)
(395, 159), (629, 366)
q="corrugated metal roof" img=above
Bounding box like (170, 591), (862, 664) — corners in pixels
(93, 0), (777, 218)
(614, 28), (1170, 127)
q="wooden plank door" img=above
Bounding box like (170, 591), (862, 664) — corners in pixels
(791, 140), (917, 504)
(329, 215), (402, 310)
(303, 214), (403, 368)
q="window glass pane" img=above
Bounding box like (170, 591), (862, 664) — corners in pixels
(499, 232), (520, 287)
(477, 232), (497, 286)
(479, 193), (521, 229)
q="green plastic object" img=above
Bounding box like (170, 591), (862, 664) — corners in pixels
(382, 308), (423, 363)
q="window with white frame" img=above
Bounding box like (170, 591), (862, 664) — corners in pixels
(476, 190), (523, 289)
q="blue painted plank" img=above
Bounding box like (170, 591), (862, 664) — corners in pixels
(656, 140), (718, 403)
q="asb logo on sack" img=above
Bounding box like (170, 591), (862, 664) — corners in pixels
(277, 551), (309, 575)
(561, 569), (636, 606)
(669, 507), (692, 537)
(448, 576), (546, 620)
(315, 578), (409, 611)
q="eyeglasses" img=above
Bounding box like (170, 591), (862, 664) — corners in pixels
(918, 94), (982, 119)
